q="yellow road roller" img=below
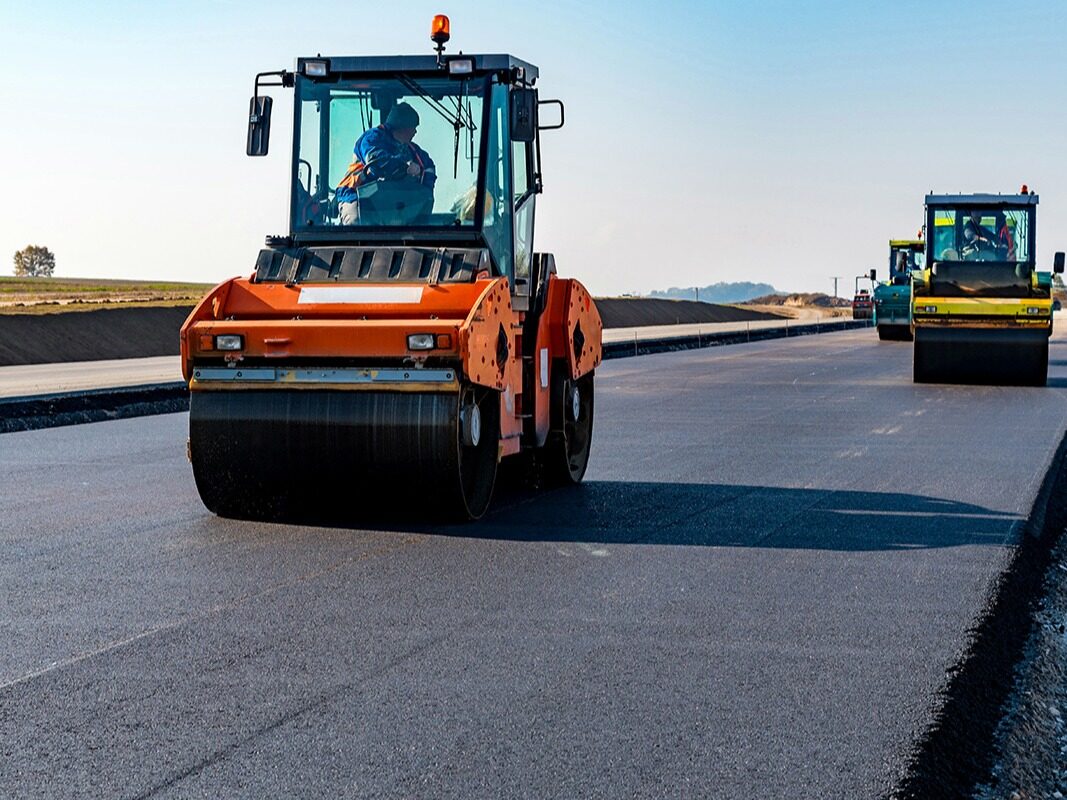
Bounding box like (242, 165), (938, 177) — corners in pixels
(912, 189), (1064, 385)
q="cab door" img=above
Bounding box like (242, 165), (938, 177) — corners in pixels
(513, 136), (536, 303)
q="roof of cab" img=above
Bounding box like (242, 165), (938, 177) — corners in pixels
(925, 193), (1038, 206)
(296, 54), (538, 80)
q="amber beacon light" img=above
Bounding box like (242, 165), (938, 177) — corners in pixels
(431, 15), (451, 45)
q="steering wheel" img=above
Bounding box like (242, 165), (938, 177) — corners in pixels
(961, 237), (997, 261)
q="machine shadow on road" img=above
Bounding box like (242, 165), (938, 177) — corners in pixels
(434, 480), (1020, 552)
(216, 477), (1021, 553)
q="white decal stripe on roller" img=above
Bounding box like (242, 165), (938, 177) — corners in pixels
(297, 286), (424, 305)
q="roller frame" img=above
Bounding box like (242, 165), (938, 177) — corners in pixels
(180, 271), (603, 521)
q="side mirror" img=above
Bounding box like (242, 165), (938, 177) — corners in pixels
(510, 89), (537, 143)
(247, 95), (273, 157)
(869, 269), (877, 282)
(1055, 251), (1065, 274)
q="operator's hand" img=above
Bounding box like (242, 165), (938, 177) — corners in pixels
(406, 162), (422, 178)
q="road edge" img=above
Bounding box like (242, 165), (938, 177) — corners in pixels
(602, 319), (866, 359)
(889, 430), (1067, 799)
(0, 383), (189, 434)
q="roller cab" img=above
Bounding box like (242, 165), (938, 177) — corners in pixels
(911, 191), (1064, 385)
(874, 238), (923, 341)
(180, 24), (602, 521)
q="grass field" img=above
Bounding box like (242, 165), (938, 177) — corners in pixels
(0, 276), (213, 314)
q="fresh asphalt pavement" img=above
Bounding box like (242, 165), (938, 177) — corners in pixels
(3, 328), (1067, 799)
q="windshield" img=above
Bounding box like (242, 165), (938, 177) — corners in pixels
(889, 245), (925, 283)
(930, 207), (1032, 264)
(293, 76), (487, 230)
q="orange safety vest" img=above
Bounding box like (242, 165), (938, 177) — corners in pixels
(337, 126), (426, 194)
(337, 155), (370, 193)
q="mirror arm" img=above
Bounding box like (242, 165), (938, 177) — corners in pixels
(254, 69), (293, 100)
(247, 70), (291, 158)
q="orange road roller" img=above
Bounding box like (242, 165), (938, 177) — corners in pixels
(180, 18), (602, 520)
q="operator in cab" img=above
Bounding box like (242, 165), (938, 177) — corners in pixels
(960, 221), (997, 261)
(335, 102), (437, 225)
(893, 251), (910, 284)
(968, 211), (1014, 260)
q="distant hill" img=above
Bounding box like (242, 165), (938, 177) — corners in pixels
(649, 282), (778, 304)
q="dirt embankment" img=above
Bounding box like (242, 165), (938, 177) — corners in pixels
(0, 297), (783, 367)
(596, 298), (782, 328)
(745, 292), (852, 309)
(741, 293), (853, 320)
(0, 306), (195, 366)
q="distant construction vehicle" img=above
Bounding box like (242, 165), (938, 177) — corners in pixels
(179, 16), (602, 520)
(851, 288), (873, 320)
(873, 238), (924, 341)
(912, 189), (1064, 385)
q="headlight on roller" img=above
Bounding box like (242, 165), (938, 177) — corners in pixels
(1026, 307), (1043, 315)
(215, 334), (244, 351)
(447, 58), (474, 75)
(407, 333), (435, 351)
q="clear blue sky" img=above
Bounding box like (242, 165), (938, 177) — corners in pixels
(2, 1), (1066, 296)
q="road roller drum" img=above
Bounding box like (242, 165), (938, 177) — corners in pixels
(913, 327), (1048, 386)
(189, 386), (500, 520)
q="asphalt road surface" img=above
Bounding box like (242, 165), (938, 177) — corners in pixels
(3, 328), (1067, 799)
(0, 355), (182, 398)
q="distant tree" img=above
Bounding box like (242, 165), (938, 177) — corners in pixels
(1054, 274), (1065, 289)
(13, 245), (55, 277)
